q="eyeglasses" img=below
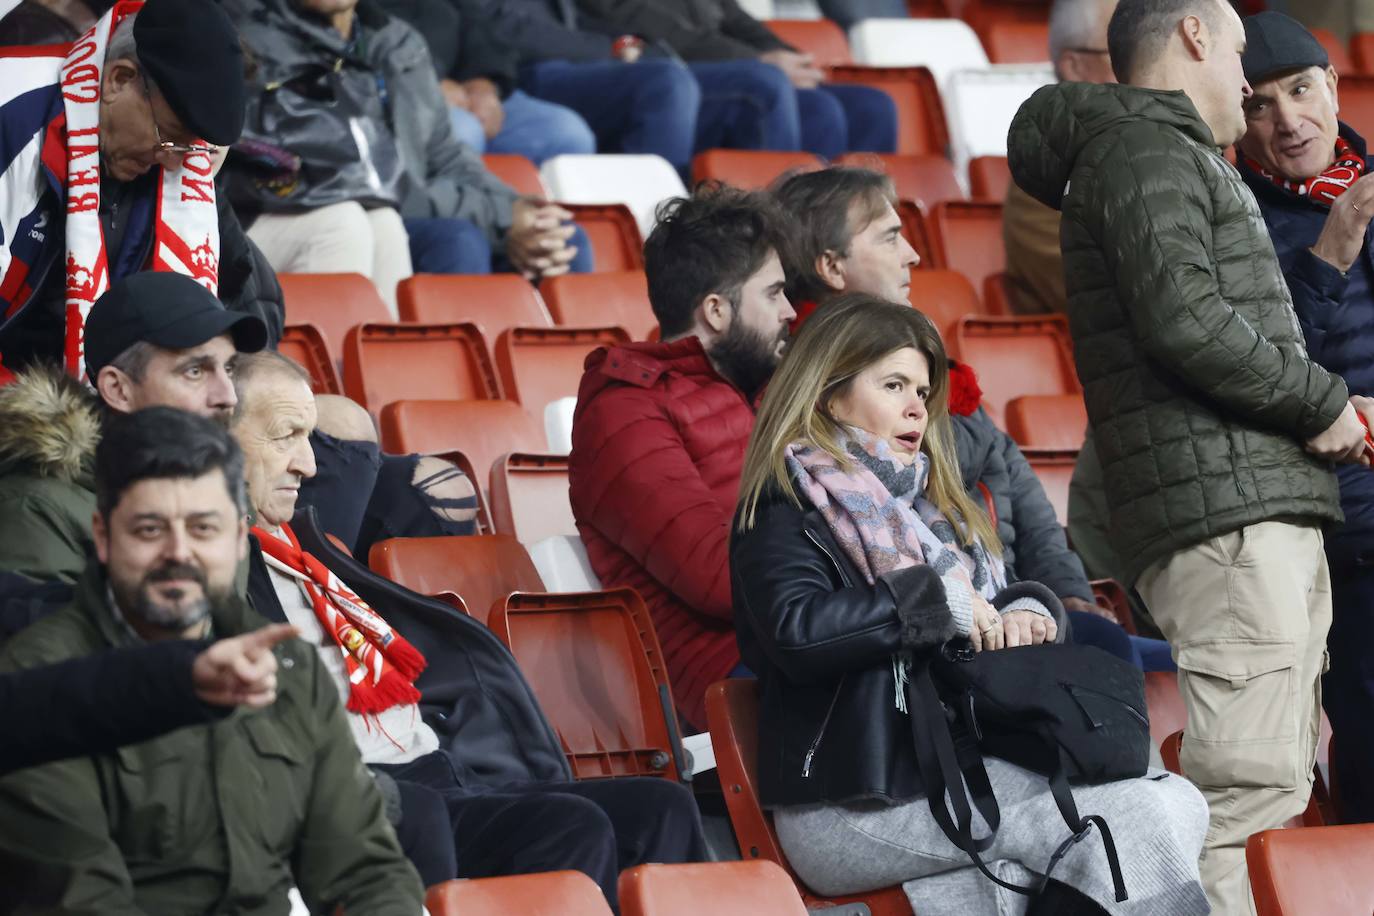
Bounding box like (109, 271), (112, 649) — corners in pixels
(141, 77), (217, 160)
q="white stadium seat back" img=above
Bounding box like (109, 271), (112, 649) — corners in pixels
(847, 18), (988, 88)
(944, 65), (1054, 189)
(540, 154), (688, 238)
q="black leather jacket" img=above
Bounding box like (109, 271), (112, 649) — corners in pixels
(731, 487), (958, 808)
(731, 486), (1066, 809)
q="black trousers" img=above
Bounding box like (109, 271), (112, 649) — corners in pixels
(376, 751), (708, 911)
(1325, 561), (1374, 823)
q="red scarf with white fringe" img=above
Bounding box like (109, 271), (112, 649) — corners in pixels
(1244, 136), (1367, 206)
(254, 523), (425, 715)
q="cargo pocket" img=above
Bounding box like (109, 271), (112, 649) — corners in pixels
(1175, 640), (1301, 790)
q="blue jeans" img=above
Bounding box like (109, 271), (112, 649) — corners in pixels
(692, 61), (898, 158)
(405, 217), (592, 275)
(448, 90), (596, 165)
(521, 58), (700, 174)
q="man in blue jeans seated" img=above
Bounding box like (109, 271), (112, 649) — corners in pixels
(224, 0), (590, 288)
(772, 166), (1173, 671)
(578, 0), (898, 160)
(377, 0), (596, 165)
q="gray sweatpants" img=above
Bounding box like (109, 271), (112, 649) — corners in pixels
(774, 760), (1210, 915)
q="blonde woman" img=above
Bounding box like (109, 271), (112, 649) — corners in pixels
(729, 295), (1208, 915)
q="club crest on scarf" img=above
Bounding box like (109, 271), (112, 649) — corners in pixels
(254, 524), (426, 715)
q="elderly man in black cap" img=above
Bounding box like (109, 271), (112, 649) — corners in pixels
(0, 0), (281, 379)
(1237, 10), (1374, 825)
(0, 271), (267, 593)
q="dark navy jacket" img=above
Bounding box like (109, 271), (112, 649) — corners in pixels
(1239, 123), (1374, 569)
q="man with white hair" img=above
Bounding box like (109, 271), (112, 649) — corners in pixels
(1002, 0), (1118, 318)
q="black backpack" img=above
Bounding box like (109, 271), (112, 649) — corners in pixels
(906, 641), (1152, 902)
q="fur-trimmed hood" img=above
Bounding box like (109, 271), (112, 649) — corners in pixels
(0, 365), (101, 483)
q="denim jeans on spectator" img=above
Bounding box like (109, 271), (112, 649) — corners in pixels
(800, 84), (898, 158)
(404, 216), (492, 274)
(691, 59), (799, 151)
(448, 90), (596, 165)
(521, 58), (700, 175)
(405, 217), (592, 275)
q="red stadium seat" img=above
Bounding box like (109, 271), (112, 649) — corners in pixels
(378, 400), (545, 489)
(764, 19), (852, 68)
(278, 273), (389, 365)
(907, 269), (983, 337)
(836, 152), (966, 211)
(489, 452), (576, 545)
(1004, 392), (1087, 451)
(690, 149), (822, 189)
(489, 588), (686, 781)
(1354, 33), (1374, 76)
(928, 201), (1006, 307)
(1335, 75), (1374, 141)
(541, 271), (657, 341)
(481, 153), (548, 197)
(968, 154), (1011, 201)
(1248, 825), (1374, 916)
(368, 534), (543, 627)
(565, 203), (645, 272)
(1144, 670), (1187, 752)
(979, 19), (1050, 64)
(827, 65), (949, 155)
(397, 274), (553, 337)
(895, 198), (937, 267)
(1021, 448), (1075, 526)
(706, 679), (914, 915)
(1311, 27), (1353, 75)
(423, 871), (612, 916)
(619, 861), (809, 916)
(424, 448), (494, 535)
(948, 314), (1078, 427)
(342, 322), (502, 412)
(495, 326), (631, 415)
(982, 272), (1013, 315)
(278, 323), (341, 394)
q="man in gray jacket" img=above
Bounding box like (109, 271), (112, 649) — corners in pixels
(223, 0), (585, 313)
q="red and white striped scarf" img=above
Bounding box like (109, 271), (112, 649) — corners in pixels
(1244, 136), (1368, 207)
(254, 523), (426, 715)
(56, 0), (220, 378)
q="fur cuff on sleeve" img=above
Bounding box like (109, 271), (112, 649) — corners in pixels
(879, 565), (963, 650)
(992, 581), (1066, 625)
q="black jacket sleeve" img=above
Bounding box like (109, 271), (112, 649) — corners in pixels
(487, 0), (614, 63)
(731, 496), (957, 685)
(999, 431), (1093, 602)
(576, 0), (777, 60)
(0, 640), (226, 775)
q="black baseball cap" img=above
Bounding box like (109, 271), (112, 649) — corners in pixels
(1242, 12), (1331, 86)
(134, 0), (246, 146)
(85, 272), (268, 380)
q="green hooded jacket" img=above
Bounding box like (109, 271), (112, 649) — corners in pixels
(0, 562), (423, 915)
(0, 365), (100, 584)
(1008, 83), (1347, 582)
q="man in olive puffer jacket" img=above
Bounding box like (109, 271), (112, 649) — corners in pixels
(1009, 0), (1372, 911)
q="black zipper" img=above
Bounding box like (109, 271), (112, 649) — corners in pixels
(803, 674), (845, 778)
(1062, 683), (1148, 729)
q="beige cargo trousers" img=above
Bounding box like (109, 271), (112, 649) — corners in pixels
(1137, 520), (1331, 916)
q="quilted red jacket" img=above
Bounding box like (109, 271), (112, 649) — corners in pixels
(569, 336), (753, 730)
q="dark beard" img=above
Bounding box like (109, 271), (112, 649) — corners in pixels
(707, 320), (786, 399)
(111, 561), (222, 634)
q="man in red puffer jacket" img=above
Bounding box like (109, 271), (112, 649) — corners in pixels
(569, 184), (793, 730)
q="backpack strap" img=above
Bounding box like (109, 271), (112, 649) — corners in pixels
(1045, 746), (1128, 902)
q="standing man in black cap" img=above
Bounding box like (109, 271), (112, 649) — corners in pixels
(1237, 10), (1374, 825)
(0, 0), (281, 380)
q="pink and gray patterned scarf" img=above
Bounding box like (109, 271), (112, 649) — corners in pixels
(784, 426), (1004, 600)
